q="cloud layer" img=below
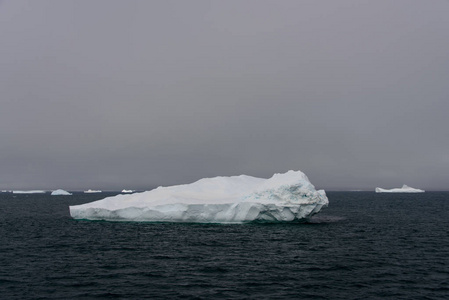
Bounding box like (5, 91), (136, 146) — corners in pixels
(1, 1), (448, 190)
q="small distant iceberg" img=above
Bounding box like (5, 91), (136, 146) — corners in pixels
(375, 185), (425, 193)
(84, 189), (102, 193)
(51, 189), (72, 196)
(121, 189), (134, 193)
(70, 170), (328, 223)
(13, 190), (46, 194)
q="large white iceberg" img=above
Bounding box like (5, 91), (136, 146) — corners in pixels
(51, 189), (72, 196)
(70, 170), (328, 223)
(375, 185), (425, 193)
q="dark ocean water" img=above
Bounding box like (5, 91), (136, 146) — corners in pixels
(1, 191), (448, 299)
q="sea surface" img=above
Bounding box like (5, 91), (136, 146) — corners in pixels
(1, 191), (448, 299)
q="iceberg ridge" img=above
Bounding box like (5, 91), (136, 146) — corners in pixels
(69, 170), (328, 223)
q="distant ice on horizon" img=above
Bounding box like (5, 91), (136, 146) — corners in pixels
(51, 189), (72, 196)
(13, 190), (46, 194)
(70, 170), (328, 223)
(84, 189), (102, 193)
(375, 185), (425, 193)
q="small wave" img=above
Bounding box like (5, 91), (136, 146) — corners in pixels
(307, 215), (346, 224)
(199, 266), (229, 273)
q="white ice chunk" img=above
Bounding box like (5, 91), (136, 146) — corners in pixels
(375, 184), (425, 193)
(70, 170), (328, 223)
(121, 189), (134, 193)
(51, 189), (72, 195)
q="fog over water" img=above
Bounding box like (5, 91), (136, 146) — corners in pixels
(0, 1), (448, 190)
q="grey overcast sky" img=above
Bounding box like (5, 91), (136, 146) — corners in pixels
(1, 0), (448, 191)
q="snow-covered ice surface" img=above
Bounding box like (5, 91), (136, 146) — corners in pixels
(375, 185), (425, 193)
(51, 189), (72, 196)
(70, 170), (328, 223)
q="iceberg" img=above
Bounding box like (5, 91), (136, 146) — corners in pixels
(13, 190), (46, 194)
(69, 170), (328, 223)
(51, 189), (72, 196)
(84, 189), (102, 193)
(375, 185), (425, 193)
(121, 189), (134, 193)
